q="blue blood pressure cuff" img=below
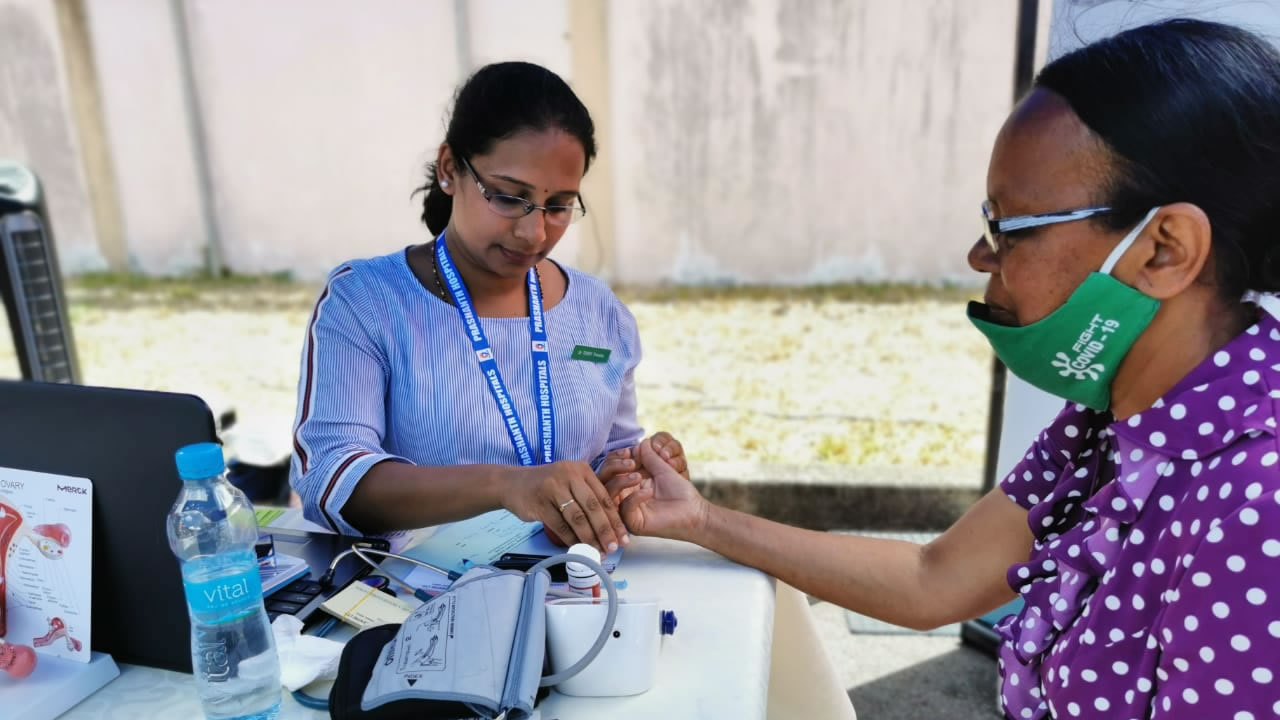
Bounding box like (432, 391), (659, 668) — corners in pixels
(329, 554), (616, 720)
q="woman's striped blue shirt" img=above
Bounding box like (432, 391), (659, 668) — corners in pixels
(289, 248), (643, 536)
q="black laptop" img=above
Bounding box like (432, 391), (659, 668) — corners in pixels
(0, 380), (377, 672)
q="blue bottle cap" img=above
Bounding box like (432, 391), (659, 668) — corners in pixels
(175, 442), (226, 480)
(661, 610), (678, 636)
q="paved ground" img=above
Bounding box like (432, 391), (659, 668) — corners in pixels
(814, 530), (1000, 719)
(812, 599), (1001, 719)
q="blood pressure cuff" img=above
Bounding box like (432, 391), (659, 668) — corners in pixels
(330, 555), (616, 720)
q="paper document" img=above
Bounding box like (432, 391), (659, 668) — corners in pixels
(320, 582), (419, 630)
(395, 510), (623, 596)
(255, 507), (334, 535)
(400, 510), (542, 576)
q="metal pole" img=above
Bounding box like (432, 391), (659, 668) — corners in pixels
(453, 0), (472, 78)
(981, 0), (1040, 493)
(1012, 0), (1041, 103)
(170, 0), (223, 276)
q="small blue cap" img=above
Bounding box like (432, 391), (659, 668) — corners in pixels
(175, 442), (226, 480)
(661, 610), (678, 636)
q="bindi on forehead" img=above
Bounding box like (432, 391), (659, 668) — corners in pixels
(488, 172), (577, 198)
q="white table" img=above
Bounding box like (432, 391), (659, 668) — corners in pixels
(62, 536), (776, 719)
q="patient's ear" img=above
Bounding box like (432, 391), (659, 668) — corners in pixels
(1126, 202), (1211, 300)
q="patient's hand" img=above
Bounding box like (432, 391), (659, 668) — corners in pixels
(618, 438), (709, 541)
(648, 432), (689, 481)
(597, 432), (690, 506)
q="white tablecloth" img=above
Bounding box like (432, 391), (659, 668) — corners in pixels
(62, 536), (776, 719)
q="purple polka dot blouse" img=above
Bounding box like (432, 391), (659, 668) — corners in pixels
(997, 313), (1280, 719)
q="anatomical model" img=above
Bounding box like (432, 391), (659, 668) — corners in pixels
(0, 498), (73, 681)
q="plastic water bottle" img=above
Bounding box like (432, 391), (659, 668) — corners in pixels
(167, 442), (281, 720)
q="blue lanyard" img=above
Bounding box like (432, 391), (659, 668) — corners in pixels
(435, 235), (555, 466)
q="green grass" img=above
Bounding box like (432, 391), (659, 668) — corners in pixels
(814, 434), (853, 463)
(68, 271), (317, 309)
(72, 270), (298, 291)
(68, 272), (980, 306)
(612, 281), (979, 305)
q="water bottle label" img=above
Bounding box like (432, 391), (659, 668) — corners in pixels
(182, 561), (264, 618)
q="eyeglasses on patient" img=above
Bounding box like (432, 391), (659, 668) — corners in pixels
(981, 200), (1112, 254)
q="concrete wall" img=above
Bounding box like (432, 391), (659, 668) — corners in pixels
(83, 0), (206, 274)
(8, 0), (1032, 282)
(175, 0), (464, 277)
(83, 0), (587, 278)
(0, 0), (104, 271)
(608, 0), (1019, 285)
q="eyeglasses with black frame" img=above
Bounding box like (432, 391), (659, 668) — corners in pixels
(981, 200), (1112, 254)
(459, 157), (587, 227)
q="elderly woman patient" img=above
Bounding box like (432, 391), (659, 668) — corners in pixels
(614, 19), (1280, 720)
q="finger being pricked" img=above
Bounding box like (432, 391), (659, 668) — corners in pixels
(649, 432), (684, 462)
(636, 436), (678, 475)
(597, 452), (641, 483)
(605, 471), (644, 506)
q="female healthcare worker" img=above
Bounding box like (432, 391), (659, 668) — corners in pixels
(289, 62), (686, 554)
(618, 20), (1280, 720)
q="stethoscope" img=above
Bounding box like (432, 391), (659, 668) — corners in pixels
(319, 543), (459, 603)
(320, 542), (590, 602)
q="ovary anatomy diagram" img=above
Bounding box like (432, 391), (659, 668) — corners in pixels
(33, 617), (81, 653)
(0, 500), (72, 644)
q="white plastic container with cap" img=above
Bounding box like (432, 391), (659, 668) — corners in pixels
(546, 543), (679, 696)
(545, 596), (679, 696)
(564, 543), (602, 598)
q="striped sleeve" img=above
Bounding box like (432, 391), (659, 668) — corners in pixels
(590, 296), (644, 469)
(289, 265), (409, 536)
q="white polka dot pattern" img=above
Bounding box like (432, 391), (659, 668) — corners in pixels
(995, 314), (1280, 720)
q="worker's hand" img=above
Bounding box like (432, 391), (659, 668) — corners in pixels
(596, 447), (646, 505)
(619, 438), (710, 542)
(504, 460), (630, 554)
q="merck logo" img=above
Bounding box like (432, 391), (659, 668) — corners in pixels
(57, 485), (87, 495)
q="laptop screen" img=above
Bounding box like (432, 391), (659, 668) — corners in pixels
(0, 380), (216, 672)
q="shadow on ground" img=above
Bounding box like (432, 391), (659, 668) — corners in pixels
(847, 646), (998, 719)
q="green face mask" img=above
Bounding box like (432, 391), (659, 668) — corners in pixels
(968, 207), (1161, 411)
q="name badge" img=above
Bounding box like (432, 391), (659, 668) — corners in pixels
(571, 345), (612, 363)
